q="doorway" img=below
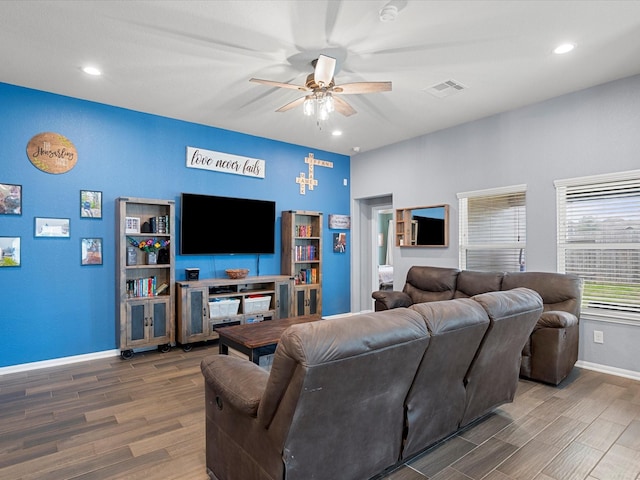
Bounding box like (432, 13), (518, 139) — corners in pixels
(351, 195), (393, 313)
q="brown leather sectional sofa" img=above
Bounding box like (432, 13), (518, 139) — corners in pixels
(200, 288), (543, 480)
(372, 266), (583, 385)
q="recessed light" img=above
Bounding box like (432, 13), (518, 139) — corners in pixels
(332, 130), (343, 136)
(82, 66), (102, 76)
(553, 43), (575, 55)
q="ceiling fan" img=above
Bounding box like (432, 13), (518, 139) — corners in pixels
(249, 54), (391, 118)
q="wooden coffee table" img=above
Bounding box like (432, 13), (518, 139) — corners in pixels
(217, 315), (321, 364)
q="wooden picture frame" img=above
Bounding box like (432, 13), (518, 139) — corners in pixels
(0, 236), (21, 267)
(81, 237), (103, 265)
(0, 183), (22, 215)
(35, 217), (70, 238)
(80, 190), (102, 218)
(125, 216), (141, 234)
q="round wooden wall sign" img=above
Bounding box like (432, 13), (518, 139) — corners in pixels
(26, 132), (78, 174)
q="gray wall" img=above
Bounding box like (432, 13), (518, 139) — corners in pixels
(351, 74), (640, 377)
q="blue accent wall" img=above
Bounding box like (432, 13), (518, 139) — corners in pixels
(0, 82), (350, 368)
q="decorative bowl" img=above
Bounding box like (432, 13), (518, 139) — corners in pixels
(225, 268), (249, 279)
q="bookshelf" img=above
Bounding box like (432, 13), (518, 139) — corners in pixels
(281, 210), (322, 316)
(116, 197), (175, 359)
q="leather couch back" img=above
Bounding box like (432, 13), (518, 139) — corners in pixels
(403, 266), (460, 304)
(454, 270), (505, 298)
(258, 308), (430, 480)
(460, 288), (543, 425)
(403, 298), (490, 458)
(501, 271), (582, 317)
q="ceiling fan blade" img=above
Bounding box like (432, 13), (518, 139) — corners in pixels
(314, 54), (336, 86)
(333, 82), (392, 94)
(333, 96), (357, 117)
(250, 78), (308, 91)
(276, 96), (306, 113)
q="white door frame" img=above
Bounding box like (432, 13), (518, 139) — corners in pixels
(351, 195), (392, 313)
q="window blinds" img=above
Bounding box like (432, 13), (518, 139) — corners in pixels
(556, 170), (640, 320)
(458, 186), (526, 272)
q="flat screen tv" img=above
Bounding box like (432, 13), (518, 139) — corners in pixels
(180, 193), (276, 255)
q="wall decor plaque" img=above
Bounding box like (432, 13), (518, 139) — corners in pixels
(26, 132), (78, 174)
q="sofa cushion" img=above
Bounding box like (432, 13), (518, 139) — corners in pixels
(403, 266), (459, 303)
(454, 270), (504, 298)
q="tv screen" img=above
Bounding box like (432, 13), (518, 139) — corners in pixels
(180, 193), (276, 255)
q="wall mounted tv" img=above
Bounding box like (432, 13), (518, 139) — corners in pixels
(180, 193), (276, 255)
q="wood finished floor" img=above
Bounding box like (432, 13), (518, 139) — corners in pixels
(1, 344), (639, 480)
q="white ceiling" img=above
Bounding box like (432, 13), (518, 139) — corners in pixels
(2, 0), (640, 156)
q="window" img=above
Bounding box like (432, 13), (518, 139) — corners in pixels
(458, 185), (526, 271)
(556, 170), (640, 321)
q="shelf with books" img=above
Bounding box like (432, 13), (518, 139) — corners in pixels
(117, 197), (175, 359)
(281, 210), (322, 316)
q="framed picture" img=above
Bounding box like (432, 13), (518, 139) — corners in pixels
(35, 217), (70, 238)
(333, 232), (347, 253)
(81, 237), (103, 265)
(0, 183), (22, 215)
(125, 216), (141, 234)
(0, 236), (21, 267)
(80, 190), (102, 218)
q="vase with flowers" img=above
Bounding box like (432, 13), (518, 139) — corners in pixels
(127, 237), (170, 265)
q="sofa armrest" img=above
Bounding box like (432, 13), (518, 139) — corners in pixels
(535, 310), (578, 330)
(201, 355), (270, 416)
(371, 290), (413, 310)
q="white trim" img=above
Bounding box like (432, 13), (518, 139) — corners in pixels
(576, 360), (640, 382)
(457, 183), (527, 199)
(554, 168), (640, 188)
(0, 349), (120, 376)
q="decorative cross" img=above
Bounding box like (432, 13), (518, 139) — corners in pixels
(295, 153), (333, 195)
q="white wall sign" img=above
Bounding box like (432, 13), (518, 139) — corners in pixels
(186, 146), (265, 178)
(328, 214), (351, 229)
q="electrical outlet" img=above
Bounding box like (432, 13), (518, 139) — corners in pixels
(593, 330), (604, 344)
(343, 178), (348, 186)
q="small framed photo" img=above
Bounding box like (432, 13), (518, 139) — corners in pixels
(0, 183), (22, 215)
(81, 237), (103, 265)
(333, 232), (347, 253)
(80, 190), (102, 218)
(35, 217), (70, 238)
(125, 216), (141, 234)
(0, 236), (21, 267)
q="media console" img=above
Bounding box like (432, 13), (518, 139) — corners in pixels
(175, 275), (294, 351)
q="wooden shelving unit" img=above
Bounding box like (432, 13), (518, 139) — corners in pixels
(116, 197), (175, 359)
(281, 210), (322, 316)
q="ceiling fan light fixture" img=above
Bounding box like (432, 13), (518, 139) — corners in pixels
(325, 93), (335, 114)
(314, 55), (337, 86)
(303, 96), (315, 116)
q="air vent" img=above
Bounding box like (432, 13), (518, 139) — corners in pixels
(424, 79), (467, 98)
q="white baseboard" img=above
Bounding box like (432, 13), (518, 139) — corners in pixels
(0, 349), (120, 376)
(576, 360), (640, 382)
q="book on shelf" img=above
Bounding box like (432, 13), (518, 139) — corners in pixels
(295, 245), (316, 261)
(127, 276), (161, 298)
(295, 224), (313, 238)
(148, 215), (170, 234)
(295, 268), (318, 285)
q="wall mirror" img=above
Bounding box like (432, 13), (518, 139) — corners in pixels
(395, 204), (449, 247)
